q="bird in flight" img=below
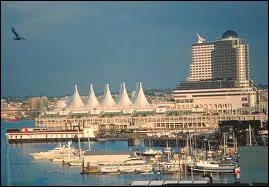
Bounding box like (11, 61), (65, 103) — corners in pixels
(11, 27), (26, 40)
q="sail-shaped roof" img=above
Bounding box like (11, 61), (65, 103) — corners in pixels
(133, 82), (149, 107)
(117, 83), (132, 108)
(67, 84), (84, 110)
(85, 84), (100, 109)
(100, 83), (116, 108)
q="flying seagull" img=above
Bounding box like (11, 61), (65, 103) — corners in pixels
(11, 27), (26, 40)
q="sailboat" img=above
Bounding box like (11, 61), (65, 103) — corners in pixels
(69, 129), (83, 166)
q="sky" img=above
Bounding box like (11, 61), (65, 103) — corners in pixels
(1, 1), (268, 97)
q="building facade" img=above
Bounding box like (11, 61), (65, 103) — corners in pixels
(174, 30), (257, 112)
(213, 30), (251, 88)
(29, 97), (48, 111)
(188, 41), (214, 81)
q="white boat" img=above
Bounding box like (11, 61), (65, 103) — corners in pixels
(98, 157), (153, 174)
(188, 160), (236, 173)
(30, 141), (80, 160)
(140, 148), (162, 156)
(52, 158), (64, 162)
(153, 160), (181, 174)
(69, 159), (83, 166)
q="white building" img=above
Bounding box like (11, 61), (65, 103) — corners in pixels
(174, 30), (257, 112)
(187, 34), (214, 81)
(173, 87), (257, 113)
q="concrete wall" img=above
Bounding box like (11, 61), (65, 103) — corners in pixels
(239, 146), (268, 183)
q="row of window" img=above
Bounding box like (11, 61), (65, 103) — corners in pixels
(9, 134), (77, 139)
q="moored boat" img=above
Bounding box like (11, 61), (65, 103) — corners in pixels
(188, 160), (236, 173)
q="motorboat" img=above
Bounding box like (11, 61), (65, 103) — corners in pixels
(69, 159), (83, 166)
(188, 160), (236, 173)
(98, 157), (153, 174)
(139, 148), (162, 156)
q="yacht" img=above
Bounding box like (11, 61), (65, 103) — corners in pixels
(138, 148), (162, 156)
(69, 159), (83, 166)
(188, 160), (236, 173)
(98, 157), (152, 174)
(30, 142), (79, 160)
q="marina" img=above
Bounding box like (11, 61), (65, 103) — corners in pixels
(2, 1), (268, 186)
(2, 120), (268, 186)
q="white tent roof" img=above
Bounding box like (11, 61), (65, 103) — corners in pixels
(85, 84), (100, 109)
(117, 83), (132, 108)
(133, 82), (149, 107)
(67, 84), (84, 110)
(100, 83), (116, 108)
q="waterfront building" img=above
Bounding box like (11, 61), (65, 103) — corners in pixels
(213, 30), (252, 88)
(35, 112), (267, 132)
(187, 34), (214, 81)
(34, 30), (267, 132)
(174, 30), (257, 112)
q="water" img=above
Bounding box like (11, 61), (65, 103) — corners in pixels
(1, 120), (235, 186)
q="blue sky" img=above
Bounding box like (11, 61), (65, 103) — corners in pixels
(1, 1), (268, 97)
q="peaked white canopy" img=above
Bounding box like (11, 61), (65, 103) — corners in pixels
(117, 83), (132, 108)
(101, 83), (116, 108)
(133, 82), (149, 107)
(86, 84), (100, 109)
(67, 84), (84, 110)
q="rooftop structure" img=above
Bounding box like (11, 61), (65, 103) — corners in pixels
(66, 85), (84, 110)
(100, 84), (116, 109)
(85, 84), (100, 109)
(132, 82), (150, 108)
(117, 83), (132, 108)
(56, 82), (152, 111)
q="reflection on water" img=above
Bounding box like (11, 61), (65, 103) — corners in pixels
(1, 120), (236, 186)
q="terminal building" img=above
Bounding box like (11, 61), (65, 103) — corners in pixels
(173, 30), (257, 113)
(35, 30), (267, 132)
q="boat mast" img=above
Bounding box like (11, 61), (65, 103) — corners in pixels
(6, 135), (11, 185)
(249, 124), (252, 146)
(77, 129), (82, 157)
(223, 133), (226, 157)
(88, 136), (91, 151)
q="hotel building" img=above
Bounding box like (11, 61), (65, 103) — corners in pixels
(174, 30), (256, 113)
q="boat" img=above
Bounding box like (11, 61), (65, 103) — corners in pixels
(137, 148), (162, 156)
(69, 159), (83, 166)
(30, 141), (79, 160)
(188, 160), (236, 173)
(98, 157), (153, 174)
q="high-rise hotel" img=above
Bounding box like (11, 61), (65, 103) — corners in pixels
(173, 30), (256, 113)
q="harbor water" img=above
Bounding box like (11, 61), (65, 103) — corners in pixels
(1, 120), (236, 186)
